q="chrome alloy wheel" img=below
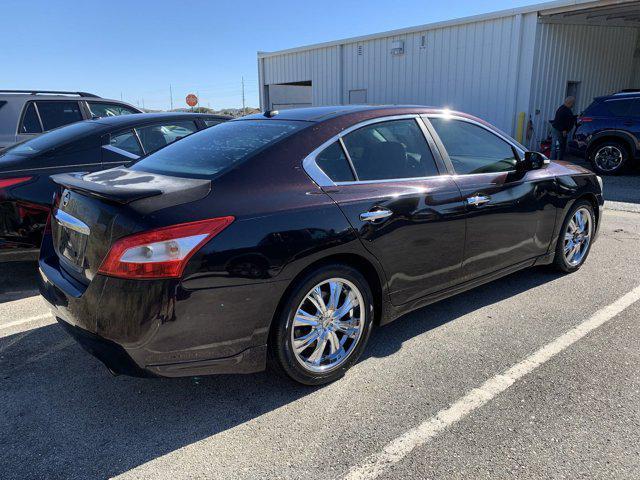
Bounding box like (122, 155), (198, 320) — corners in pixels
(594, 145), (623, 172)
(291, 278), (365, 373)
(563, 207), (592, 266)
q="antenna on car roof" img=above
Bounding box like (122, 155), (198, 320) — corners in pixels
(263, 110), (279, 118)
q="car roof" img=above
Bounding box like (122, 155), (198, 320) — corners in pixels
(238, 105), (452, 123)
(90, 112), (231, 127)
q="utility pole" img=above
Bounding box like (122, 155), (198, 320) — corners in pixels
(142, 97), (145, 110)
(169, 84), (173, 111)
(241, 76), (246, 115)
(120, 92), (123, 101)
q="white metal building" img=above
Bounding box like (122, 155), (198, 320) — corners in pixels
(257, 0), (640, 146)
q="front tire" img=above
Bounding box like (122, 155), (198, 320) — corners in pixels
(269, 264), (374, 385)
(552, 200), (595, 273)
(589, 140), (629, 175)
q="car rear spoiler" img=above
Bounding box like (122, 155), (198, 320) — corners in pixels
(51, 173), (163, 204)
(50, 168), (211, 211)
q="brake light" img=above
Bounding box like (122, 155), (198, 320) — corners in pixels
(0, 177), (32, 189)
(579, 117), (593, 123)
(98, 217), (234, 279)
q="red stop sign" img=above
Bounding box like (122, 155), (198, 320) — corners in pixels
(186, 94), (198, 107)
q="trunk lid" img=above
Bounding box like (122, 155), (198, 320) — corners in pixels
(49, 167), (211, 283)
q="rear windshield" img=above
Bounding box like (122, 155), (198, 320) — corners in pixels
(130, 119), (306, 177)
(2, 121), (101, 157)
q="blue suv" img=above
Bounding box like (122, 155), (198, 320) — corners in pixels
(569, 90), (640, 175)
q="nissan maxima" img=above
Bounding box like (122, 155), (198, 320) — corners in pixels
(38, 106), (603, 385)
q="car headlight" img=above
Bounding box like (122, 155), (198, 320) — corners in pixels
(596, 175), (603, 193)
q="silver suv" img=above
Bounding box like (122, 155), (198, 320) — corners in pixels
(0, 90), (142, 149)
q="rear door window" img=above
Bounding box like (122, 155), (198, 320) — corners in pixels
(131, 119), (306, 177)
(87, 102), (139, 118)
(135, 121), (198, 154)
(628, 99), (640, 118)
(605, 99), (633, 117)
(341, 119), (439, 181)
(109, 130), (143, 156)
(35, 101), (83, 131)
(20, 102), (43, 134)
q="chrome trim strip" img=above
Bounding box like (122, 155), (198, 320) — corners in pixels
(102, 144), (141, 160)
(54, 209), (90, 235)
(302, 114), (423, 187)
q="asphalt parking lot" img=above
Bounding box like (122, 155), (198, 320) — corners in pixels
(1, 170), (639, 480)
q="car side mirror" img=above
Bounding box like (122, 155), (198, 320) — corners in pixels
(522, 151), (549, 171)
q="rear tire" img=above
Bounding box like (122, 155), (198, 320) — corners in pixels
(588, 140), (629, 175)
(269, 264), (374, 385)
(552, 199), (595, 273)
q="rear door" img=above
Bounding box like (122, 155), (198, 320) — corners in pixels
(309, 115), (466, 305)
(15, 100), (84, 145)
(426, 115), (557, 281)
(615, 97), (640, 143)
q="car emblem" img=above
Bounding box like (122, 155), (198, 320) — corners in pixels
(62, 191), (71, 208)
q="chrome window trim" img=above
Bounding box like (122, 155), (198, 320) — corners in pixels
(102, 144), (141, 160)
(302, 114), (431, 187)
(54, 209), (90, 235)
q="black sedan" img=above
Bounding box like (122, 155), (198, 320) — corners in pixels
(0, 112), (229, 260)
(38, 106), (604, 385)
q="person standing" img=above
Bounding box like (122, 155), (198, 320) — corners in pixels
(550, 96), (576, 160)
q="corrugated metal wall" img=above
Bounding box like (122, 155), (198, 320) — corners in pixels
(262, 15), (535, 133)
(632, 32), (640, 86)
(529, 23), (639, 146)
(262, 46), (342, 105)
(340, 16), (532, 133)
(260, 15), (640, 138)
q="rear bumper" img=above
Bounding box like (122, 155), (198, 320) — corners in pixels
(38, 236), (284, 378)
(56, 316), (268, 377)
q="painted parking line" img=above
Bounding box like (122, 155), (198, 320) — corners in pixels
(0, 313), (54, 336)
(343, 284), (640, 480)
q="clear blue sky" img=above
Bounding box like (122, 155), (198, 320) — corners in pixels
(1, 0), (536, 110)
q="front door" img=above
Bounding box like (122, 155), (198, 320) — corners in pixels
(311, 116), (466, 305)
(426, 115), (557, 280)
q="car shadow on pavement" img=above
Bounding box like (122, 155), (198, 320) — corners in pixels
(362, 267), (564, 360)
(0, 267), (562, 480)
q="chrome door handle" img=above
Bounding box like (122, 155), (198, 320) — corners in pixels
(466, 195), (491, 207)
(360, 208), (393, 222)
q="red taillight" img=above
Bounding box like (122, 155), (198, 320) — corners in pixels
(98, 217), (234, 279)
(579, 117), (593, 123)
(0, 176), (32, 191)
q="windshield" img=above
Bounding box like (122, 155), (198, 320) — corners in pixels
(130, 119), (307, 178)
(2, 121), (101, 157)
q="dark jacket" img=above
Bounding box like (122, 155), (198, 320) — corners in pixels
(551, 104), (576, 132)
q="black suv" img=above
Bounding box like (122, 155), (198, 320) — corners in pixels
(569, 90), (640, 175)
(0, 90), (142, 150)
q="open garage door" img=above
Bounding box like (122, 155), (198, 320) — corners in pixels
(267, 82), (312, 110)
(527, 0), (640, 148)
